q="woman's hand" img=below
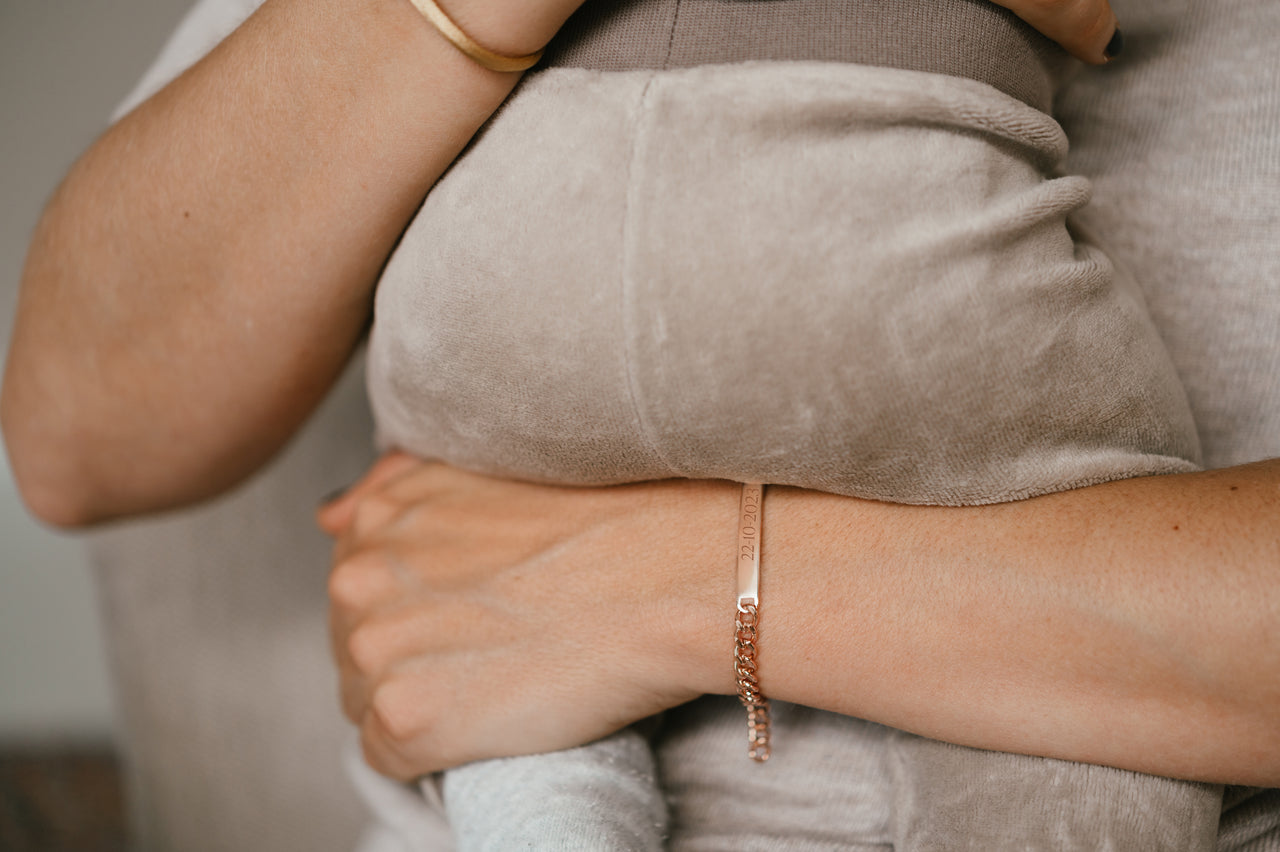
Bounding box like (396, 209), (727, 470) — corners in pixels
(319, 455), (736, 780)
(992, 0), (1122, 64)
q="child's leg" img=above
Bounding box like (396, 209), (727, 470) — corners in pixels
(443, 725), (667, 852)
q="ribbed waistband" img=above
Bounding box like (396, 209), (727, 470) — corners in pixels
(540, 0), (1069, 112)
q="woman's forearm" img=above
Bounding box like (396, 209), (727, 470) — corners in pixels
(747, 459), (1280, 785)
(1, 0), (574, 527)
(318, 456), (1277, 784)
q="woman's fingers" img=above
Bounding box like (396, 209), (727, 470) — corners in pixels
(991, 0), (1122, 65)
(316, 451), (422, 536)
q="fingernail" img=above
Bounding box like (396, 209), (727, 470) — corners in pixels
(1104, 28), (1125, 61)
(319, 485), (350, 507)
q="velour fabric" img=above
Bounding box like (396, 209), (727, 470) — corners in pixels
(83, 0), (1280, 850)
(368, 63), (1200, 505)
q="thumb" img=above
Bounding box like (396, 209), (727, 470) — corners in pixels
(992, 0), (1122, 65)
(316, 451), (421, 536)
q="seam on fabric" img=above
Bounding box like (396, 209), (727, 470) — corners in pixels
(618, 71), (684, 477)
(662, 0), (681, 70)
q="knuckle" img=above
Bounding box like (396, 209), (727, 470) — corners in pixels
(352, 492), (405, 535)
(357, 726), (407, 781)
(369, 678), (426, 744)
(345, 621), (389, 677)
(326, 560), (363, 609)
(328, 551), (394, 609)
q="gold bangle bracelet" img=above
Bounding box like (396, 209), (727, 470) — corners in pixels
(405, 0), (544, 73)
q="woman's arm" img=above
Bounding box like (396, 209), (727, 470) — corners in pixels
(759, 459), (1280, 785)
(0, 0), (582, 527)
(321, 456), (1279, 785)
(0, 0), (1117, 528)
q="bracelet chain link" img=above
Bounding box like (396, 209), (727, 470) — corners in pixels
(735, 602), (772, 761)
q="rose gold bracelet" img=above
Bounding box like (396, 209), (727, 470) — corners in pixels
(405, 0), (544, 73)
(735, 483), (771, 762)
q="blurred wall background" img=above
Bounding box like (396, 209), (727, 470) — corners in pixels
(1, 0), (192, 744)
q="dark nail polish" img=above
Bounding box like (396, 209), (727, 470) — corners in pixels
(1104, 28), (1125, 61)
(319, 485), (350, 507)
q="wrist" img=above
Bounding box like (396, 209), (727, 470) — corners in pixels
(633, 479), (742, 700)
(751, 486), (893, 716)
